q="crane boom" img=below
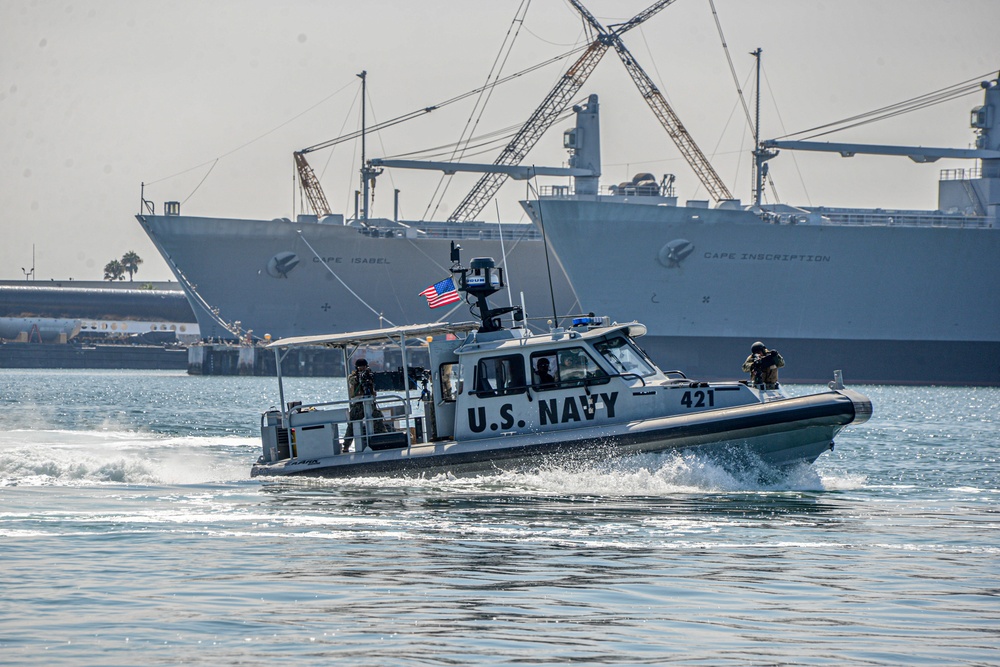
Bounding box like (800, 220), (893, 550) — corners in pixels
(294, 151), (333, 217)
(446, 40), (608, 222)
(448, 0), (675, 222)
(762, 139), (1000, 162)
(611, 38), (734, 201)
(568, 0), (734, 202)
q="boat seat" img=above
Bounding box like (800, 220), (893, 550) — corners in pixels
(367, 431), (409, 450)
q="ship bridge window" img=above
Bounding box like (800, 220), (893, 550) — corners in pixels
(473, 354), (526, 398)
(594, 335), (656, 378)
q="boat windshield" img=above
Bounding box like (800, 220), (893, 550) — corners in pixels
(593, 335), (656, 377)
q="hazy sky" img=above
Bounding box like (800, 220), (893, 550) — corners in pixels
(2, 0), (997, 282)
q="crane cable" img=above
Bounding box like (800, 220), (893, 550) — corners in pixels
(706, 0), (782, 203)
(299, 45), (588, 156)
(775, 72), (993, 141)
(423, 0), (534, 221)
(382, 109), (576, 163)
(295, 231), (397, 327)
(707, 0), (754, 135)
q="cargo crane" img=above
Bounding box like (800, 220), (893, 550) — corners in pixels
(294, 151), (332, 217)
(294, 72), (383, 223)
(445, 0), (677, 222)
(296, 1), (734, 219)
(566, 0), (733, 202)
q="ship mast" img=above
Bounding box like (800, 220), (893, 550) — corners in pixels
(751, 48), (776, 208)
(360, 71), (366, 219)
(752, 48), (762, 206)
(357, 71), (384, 222)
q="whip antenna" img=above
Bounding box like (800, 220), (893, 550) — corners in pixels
(529, 175), (559, 328)
(494, 199), (517, 327)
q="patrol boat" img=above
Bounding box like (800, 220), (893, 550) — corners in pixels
(251, 246), (872, 479)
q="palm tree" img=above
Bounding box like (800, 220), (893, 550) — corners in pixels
(121, 251), (143, 281)
(104, 259), (126, 281)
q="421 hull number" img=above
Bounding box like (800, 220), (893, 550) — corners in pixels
(680, 389), (714, 408)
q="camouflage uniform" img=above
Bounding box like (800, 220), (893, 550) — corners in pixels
(343, 367), (387, 450)
(743, 348), (785, 389)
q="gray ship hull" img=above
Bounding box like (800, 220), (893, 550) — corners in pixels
(137, 214), (577, 340)
(525, 198), (1000, 386)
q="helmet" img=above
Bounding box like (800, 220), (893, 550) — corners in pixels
(355, 358), (368, 368)
(751, 342), (766, 353)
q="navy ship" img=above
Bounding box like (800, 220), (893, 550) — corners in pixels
(137, 210), (579, 341)
(521, 80), (1000, 386)
(138, 79), (999, 385)
(137, 60), (583, 344)
(136, 2), (997, 385)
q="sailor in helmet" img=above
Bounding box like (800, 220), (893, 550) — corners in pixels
(343, 357), (388, 452)
(533, 357), (556, 388)
(742, 341), (785, 389)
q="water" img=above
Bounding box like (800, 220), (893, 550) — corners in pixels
(1, 370), (997, 665)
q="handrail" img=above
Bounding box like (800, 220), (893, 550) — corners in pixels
(290, 398), (351, 413)
(616, 372), (647, 387)
(291, 393), (413, 415)
(280, 394), (420, 453)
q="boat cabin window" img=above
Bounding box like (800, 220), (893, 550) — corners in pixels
(530, 347), (608, 390)
(473, 354), (527, 398)
(439, 362), (460, 402)
(530, 353), (558, 389)
(594, 335), (656, 377)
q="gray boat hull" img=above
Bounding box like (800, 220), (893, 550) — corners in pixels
(250, 388), (871, 479)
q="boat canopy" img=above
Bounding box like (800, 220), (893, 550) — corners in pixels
(265, 322), (480, 350)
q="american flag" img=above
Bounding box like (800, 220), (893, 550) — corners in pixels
(419, 277), (460, 308)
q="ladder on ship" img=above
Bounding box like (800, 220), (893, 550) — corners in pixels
(960, 175), (985, 216)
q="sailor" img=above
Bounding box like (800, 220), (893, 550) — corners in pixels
(534, 357), (556, 387)
(742, 341), (785, 389)
(560, 350), (587, 383)
(343, 358), (387, 452)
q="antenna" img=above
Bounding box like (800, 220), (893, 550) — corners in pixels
(449, 241), (522, 333)
(529, 177), (559, 328)
(21, 244), (35, 281)
(494, 199), (517, 327)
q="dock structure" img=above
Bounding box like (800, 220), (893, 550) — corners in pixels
(0, 280), (198, 371)
(0, 342), (187, 370)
